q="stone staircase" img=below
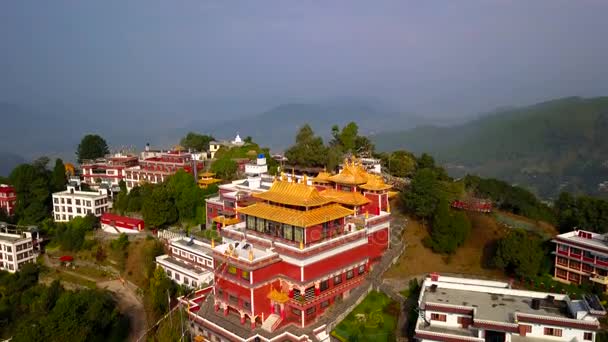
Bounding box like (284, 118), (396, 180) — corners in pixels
(261, 314), (281, 332)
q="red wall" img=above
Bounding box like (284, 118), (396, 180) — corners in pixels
(306, 225), (323, 244)
(253, 260), (301, 283)
(303, 243), (368, 281)
(368, 228), (389, 260)
(363, 192), (380, 215)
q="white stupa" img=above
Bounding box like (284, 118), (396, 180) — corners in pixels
(232, 133), (244, 145)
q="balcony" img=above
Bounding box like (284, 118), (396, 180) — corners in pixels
(590, 275), (608, 285)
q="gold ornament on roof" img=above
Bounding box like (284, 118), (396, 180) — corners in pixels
(248, 248), (254, 261)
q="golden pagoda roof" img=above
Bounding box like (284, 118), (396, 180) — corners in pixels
(198, 178), (221, 185)
(388, 191), (399, 199)
(267, 288), (290, 303)
(238, 202), (352, 227)
(360, 174), (392, 191)
(253, 181), (331, 207)
(312, 171), (332, 183)
(200, 171), (216, 177)
(328, 159), (370, 185)
(319, 189), (370, 206)
(212, 216), (240, 226)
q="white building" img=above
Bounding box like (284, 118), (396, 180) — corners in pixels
(208, 133), (246, 159)
(415, 274), (606, 342)
(52, 185), (110, 222)
(156, 237), (215, 288)
(0, 230), (39, 273)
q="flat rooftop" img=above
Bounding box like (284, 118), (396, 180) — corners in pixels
(53, 190), (106, 198)
(554, 230), (608, 254)
(0, 233), (27, 242)
(172, 238), (213, 255)
(158, 256), (210, 275)
(423, 287), (569, 322)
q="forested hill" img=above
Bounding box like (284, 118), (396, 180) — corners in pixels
(373, 96), (608, 198)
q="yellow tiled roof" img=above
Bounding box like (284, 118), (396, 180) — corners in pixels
(238, 202), (352, 227)
(212, 216), (240, 225)
(329, 160), (370, 185)
(198, 178), (221, 185)
(312, 171), (332, 183)
(267, 288), (290, 303)
(360, 174), (392, 191)
(319, 189), (370, 206)
(200, 171), (216, 177)
(254, 181), (331, 207)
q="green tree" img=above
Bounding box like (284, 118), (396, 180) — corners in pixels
(402, 168), (444, 221)
(494, 229), (544, 278)
(51, 158), (67, 192)
(114, 180), (128, 214)
(76, 134), (109, 163)
(180, 132), (214, 151)
(210, 157), (238, 180)
(148, 267), (175, 316)
(10, 163), (51, 224)
(142, 186), (177, 228)
(339, 122), (359, 153)
(126, 185), (144, 212)
(427, 201), (471, 254)
(387, 151), (416, 177)
(284, 124), (328, 167)
(166, 170), (204, 221)
(110, 233), (130, 251)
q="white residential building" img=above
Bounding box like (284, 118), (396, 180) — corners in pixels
(156, 237), (215, 288)
(52, 185), (110, 222)
(0, 230), (39, 273)
(415, 274), (606, 342)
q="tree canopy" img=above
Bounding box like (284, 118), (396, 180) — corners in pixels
(210, 157), (238, 180)
(180, 132), (214, 152)
(426, 200), (471, 254)
(51, 158), (67, 192)
(284, 124), (328, 168)
(9, 160), (51, 224)
(493, 229), (544, 278)
(554, 192), (608, 233)
(401, 168), (445, 220)
(76, 134), (109, 163)
(141, 185), (178, 228)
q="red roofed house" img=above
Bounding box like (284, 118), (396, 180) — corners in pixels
(101, 213), (144, 234)
(0, 184), (16, 216)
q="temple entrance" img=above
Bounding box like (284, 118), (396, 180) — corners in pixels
(485, 330), (506, 342)
(274, 304), (281, 315)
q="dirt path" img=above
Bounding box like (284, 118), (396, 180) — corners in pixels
(99, 280), (148, 342)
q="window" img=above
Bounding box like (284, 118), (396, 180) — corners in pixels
(334, 275), (342, 285)
(306, 307), (316, 315)
(291, 308), (301, 316)
(283, 224), (293, 240)
(76, 208), (81, 214)
(242, 270), (250, 280)
(256, 218), (265, 232)
(192, 281), (197, 288)
(569, 260), (581, 269)
(584, 332), (593, 341)
(544, 328), (562, 337)
(243, 301), (251, 310)
(320, 280), (329, 291)
(583, 251), (594, 259)
(54, 198), (58, 204)
(67, 207), (73, 213)
(346, 269), (354, 280)
(556, 257), (568, 265)
(598, 255), (608, 263)
(321, 300), (330, 308)
(556, 268), (567, 278)
(247, 216), (256, 230)
(520, 324), (532, 333)
(582, 263), (594, 273)
(294, 227), (304, 243)
(66, 198), (72, 205)
(430, 313), (446, 322)
(183, 277), (189, 285)
(571, 248), (582, 255)
(228, 265), (237, 275)
(175, 274), (180, 281)
(358, 265), (365, 275)
(166, 269), (172, 277)
(229, 295), (238, 303)
(75, 199), (81, 205)
(55, 206), (60, 212)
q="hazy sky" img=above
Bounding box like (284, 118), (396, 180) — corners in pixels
(1, 0), (608, 115)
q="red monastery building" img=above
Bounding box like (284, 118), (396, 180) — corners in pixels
(186, 158), (392, 341)
(124, 149), (203, 191)
(0, 184), (16, 216)
(81, 153), (139, 189)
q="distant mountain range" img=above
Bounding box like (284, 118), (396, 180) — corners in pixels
(188, 100), (456, 150)
(373, 96), (608, 198)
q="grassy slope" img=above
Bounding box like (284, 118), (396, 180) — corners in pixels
(373, 97), (608, 197)
(384, 210), (556, 280)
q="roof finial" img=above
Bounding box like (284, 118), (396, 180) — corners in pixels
(299, 240), (304, 250)
(211, 238), (215, 248)
(248, 248), (254, 261)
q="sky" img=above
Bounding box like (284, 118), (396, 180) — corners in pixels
(1, 0), (608, 117)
